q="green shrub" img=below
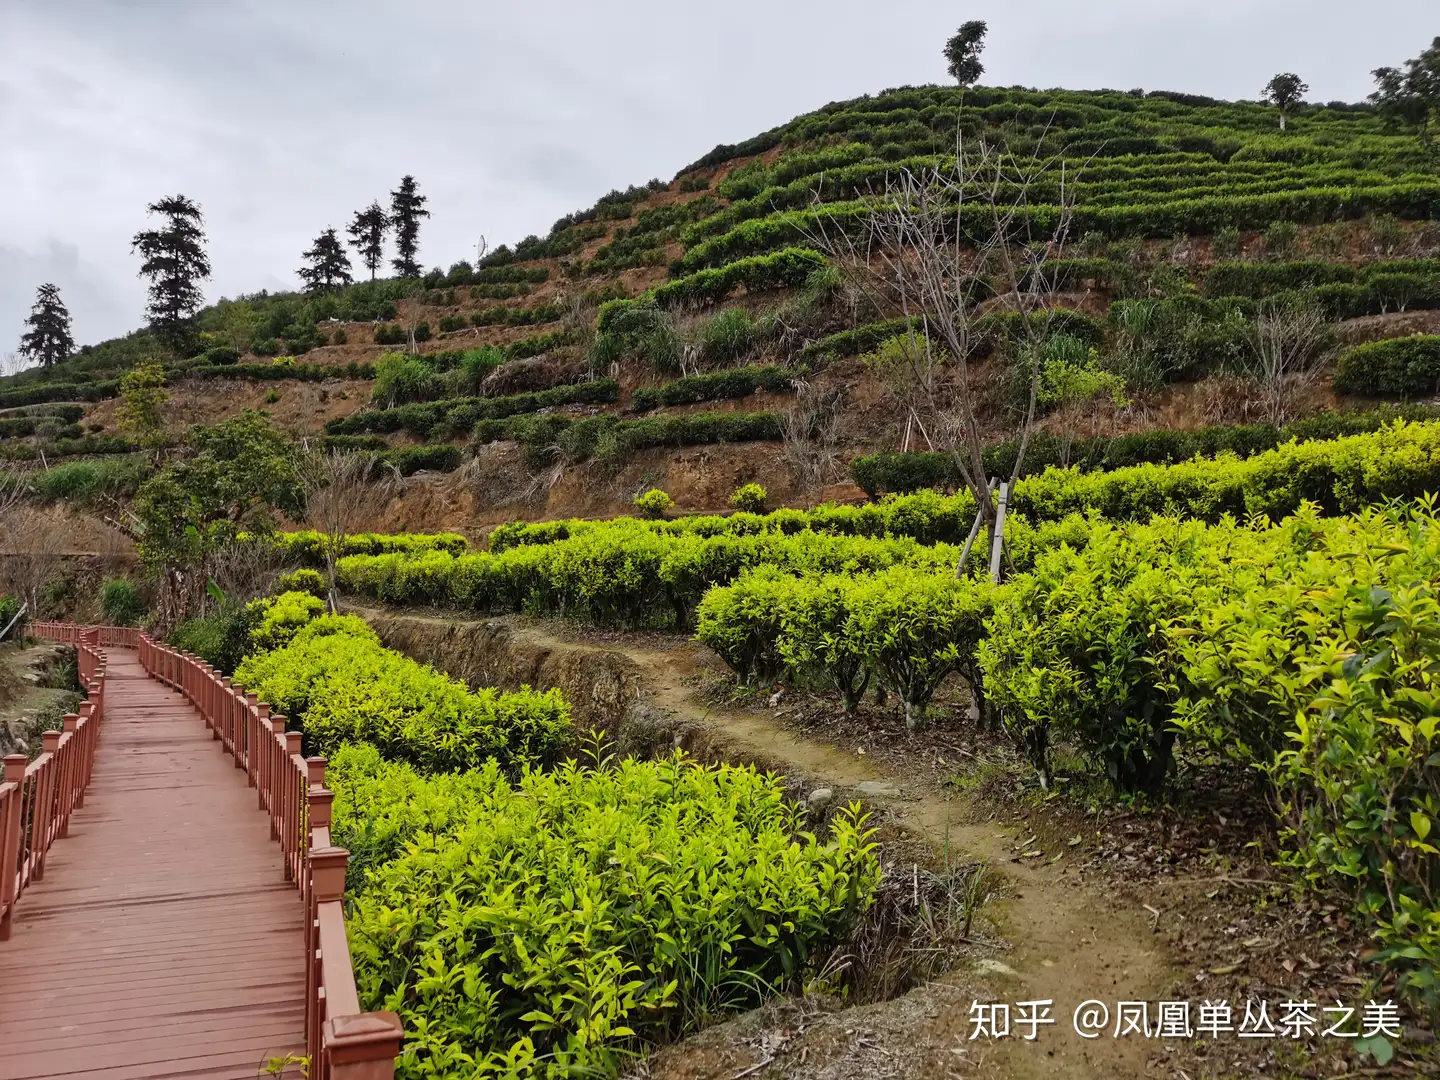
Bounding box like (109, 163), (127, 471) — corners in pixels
(1333, 336), (1440, 398)
(277, 567), (327, 598)
(233, 616), (571, 772)
(98, 579), (144, 626)
(246, 590), (327, 653)
(168, 605), (256, 675)
(850, 406), (1440, 495)
(378, 443), (463, 476)
(730, 483), (767, 513)
(335, 746), (879, 1079)
(633, 488), (672, 519)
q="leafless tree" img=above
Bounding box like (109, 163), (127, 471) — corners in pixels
(1245, 297), (1337, 424)
(0, 467), (67, 619)
(297, 446), (392, 608)
(803, 131), (1082, 535)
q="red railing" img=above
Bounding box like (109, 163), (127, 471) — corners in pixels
(30, 621), (140, 649)
(1, 629), (107, 940)
(135, 633), (403, 1079)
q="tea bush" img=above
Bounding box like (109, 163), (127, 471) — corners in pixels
(276, 567), (327, 598)
(632, 488), (672, 519)
(331, 745), (880, 1079)
(631, 367), (792, 412)
(1333, 336), (1440, 398)
(730, 483), (767, 513)
(851, 406), (1440, 494)
(272, 530), (467, 567)
(233, 615), (571, 772)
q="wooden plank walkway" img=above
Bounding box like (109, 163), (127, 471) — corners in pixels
(0, 648), (305, 1079)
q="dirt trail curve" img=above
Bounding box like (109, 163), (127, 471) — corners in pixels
(358, 607), (1178, 1080)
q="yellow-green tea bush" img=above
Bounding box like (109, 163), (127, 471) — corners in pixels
(338, 525), (964, 631)
(730, 482), (767, 514)
(696, 566), (993, 726)
(245, 589), (327, 653)
(234, 614), (570, 772)
(272, 530), (467, 567)
(276, 567), (326, 598)
(632, 488), (672, 519)
(330, 744), (880, 1079)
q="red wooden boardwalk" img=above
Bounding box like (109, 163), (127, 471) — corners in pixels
(0, 648), (306, 1079)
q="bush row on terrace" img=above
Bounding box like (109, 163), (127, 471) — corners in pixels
(331, 746), (880, 1078)
(325, 380), (620, 440)
(1334, 335), (1440, 398)
(473, 410), (782, 467)
(851, 405), (1440, 494)
(674, 182), (1440, 272)
(337, 526), (969, 631)
(690, 503), (1440, 1012)
(272, 529), (467, 565)
(630, 365), (793, 411)
(596, 248), (826, 332)
(232, 608), (570, 773)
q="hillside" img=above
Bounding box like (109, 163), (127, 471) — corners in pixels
(5, 83), (1440, 536)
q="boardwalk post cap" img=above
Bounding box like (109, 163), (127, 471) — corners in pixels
(308, 787), (335, 828)
(310, 846), (349, 902)
(2, 754), (25, 782)
(323, 1010), (405, 1071)
(42, 731), (61, 753)
(271, 716), (288, 735)
(79, 701), (93, 717)
(62, 714), (79, 733)
(286, 731), (303, 755)
(307, 756), (327, 785)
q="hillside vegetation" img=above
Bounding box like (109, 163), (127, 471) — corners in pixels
(5, 82), (1440, 526)
(9, 50), (1440, 1078)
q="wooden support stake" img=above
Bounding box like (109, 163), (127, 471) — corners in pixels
(988, 481), (1011, 584)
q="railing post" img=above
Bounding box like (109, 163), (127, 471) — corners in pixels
(58, 715), (79, 837)
(269, 717), (287, 838)
(31, 733), (61, 882)
(284, 733), (303, 881)
(323, 1012), (405, 1080)
(218, 679), (232, 744)
(76, 702), (94, 803)
(0, 755), (27, 941)
(251, 701), (268, 793)
(241, 692), (258, 772)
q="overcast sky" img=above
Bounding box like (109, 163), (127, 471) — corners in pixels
(1, 1), (1432, 352)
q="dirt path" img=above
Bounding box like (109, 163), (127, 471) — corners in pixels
(359, 608), (1178, 1079)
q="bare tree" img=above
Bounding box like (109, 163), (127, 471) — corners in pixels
(0, 468), (67, 619)
(804, 131), (1081, 543)
(297, 447), (391, 608)
(1244, 297), (1337, 424)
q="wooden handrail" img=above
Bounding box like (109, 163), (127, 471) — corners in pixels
(1, 628), (108, 940)
(130, 632), (403, 1078)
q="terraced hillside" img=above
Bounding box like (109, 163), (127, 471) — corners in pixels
(5, 84), (1440, 533)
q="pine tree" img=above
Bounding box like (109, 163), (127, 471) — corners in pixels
(18, 283), (74, 368)
(389, 175), (430, 278)
(298, 228), (354, 293)
(346, 201), (389, 280)
(943, 21), (988, 88)
(131, 195), (210, 348)
(1262, 73), (1309, 130)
